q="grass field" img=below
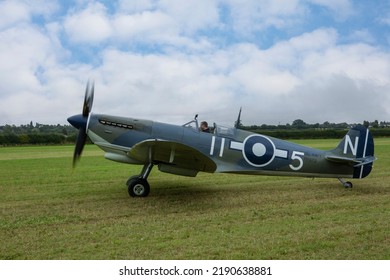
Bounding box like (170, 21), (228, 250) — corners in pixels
(0, 138), (389, 260)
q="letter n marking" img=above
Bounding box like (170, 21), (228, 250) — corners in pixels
(344, 135), (359, 156)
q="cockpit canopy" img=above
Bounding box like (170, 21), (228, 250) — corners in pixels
(214, 124), (235, 137)
(182, 116), (236, 137)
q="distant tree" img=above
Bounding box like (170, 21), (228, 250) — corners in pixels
(292, 119), (307, 128)
(322, 121), (330, 128)
(19, 134), (29, 144)
(4, 134), (19, 144)
(371, 120), (379, 128)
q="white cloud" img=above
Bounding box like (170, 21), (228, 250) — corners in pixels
(63, 0), (218, 51)
(1, 0), (390, 126)
(117, 0), (157, 13)
(92, 49), (235, 123)
(87, 27), (390, 125)
(347, 29), (376, 45)
(0, 0), (59, 30)
(0, 1), (30, 29)
(274, 75), (390, 124)
(300, 42), (390, 86)
(112, 10), (176, 41)
(0, 25), (52, 94)
(224, 0), (305, 33)
(64, 2), (112, 43)
(157, 0), (220, 33)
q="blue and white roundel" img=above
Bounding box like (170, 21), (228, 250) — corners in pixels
(242, 135), (276, 167)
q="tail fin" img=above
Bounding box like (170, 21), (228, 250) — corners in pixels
(326, 125), (376, 178)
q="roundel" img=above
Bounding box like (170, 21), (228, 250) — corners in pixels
(242, 135), (276, 167)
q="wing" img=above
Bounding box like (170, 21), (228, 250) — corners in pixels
(128, 139), (217, 176)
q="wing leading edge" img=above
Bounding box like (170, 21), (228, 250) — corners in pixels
(128, 139), (217, 176)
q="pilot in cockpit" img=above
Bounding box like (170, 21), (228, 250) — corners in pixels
(200, 121), (210, 133)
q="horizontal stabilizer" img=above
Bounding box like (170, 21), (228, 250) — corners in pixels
(325, 155), (377, 167)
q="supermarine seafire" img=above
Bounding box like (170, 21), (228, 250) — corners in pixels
(68, 82), (376, 197)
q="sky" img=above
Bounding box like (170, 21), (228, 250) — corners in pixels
(1, 0), (390, 126)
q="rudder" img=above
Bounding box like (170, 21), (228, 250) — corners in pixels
(332, 125), (375, 178)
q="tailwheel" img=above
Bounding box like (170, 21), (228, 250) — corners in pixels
(344, 181), (353, 189)
(338, 178), (353, 189)
(127, 177), (150, 197)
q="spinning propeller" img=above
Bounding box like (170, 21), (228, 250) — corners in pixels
(67, 81), (94, 167)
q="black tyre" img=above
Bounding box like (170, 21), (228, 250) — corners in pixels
(344, 181), (353, 188)
(127, 178), (150, 197)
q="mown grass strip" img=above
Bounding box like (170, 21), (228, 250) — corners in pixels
(1, 139), (389, 259)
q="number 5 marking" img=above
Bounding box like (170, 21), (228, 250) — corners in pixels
(289, 151), (304, 171)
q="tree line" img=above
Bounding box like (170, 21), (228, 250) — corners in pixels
(1, 119), (390, 146)
(238, 119), (390, 139)
(0, 122), (77, 145)
(237, 119), (390, 130)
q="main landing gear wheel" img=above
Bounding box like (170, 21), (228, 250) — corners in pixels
(127, 177), (150, 197)
(126, 163), (154, 197)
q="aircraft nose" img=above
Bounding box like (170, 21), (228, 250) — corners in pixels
(67, 114), (87, 130)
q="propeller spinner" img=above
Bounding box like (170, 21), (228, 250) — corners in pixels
(67, 81), (94, 167)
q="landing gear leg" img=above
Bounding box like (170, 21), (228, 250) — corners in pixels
(338, 178), (353, 189)
(127, 163), (154, 197)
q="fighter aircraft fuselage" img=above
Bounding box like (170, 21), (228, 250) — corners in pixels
(68, 82), (376, 197)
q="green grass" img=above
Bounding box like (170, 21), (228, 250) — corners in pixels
(0, 139), (389, 260)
